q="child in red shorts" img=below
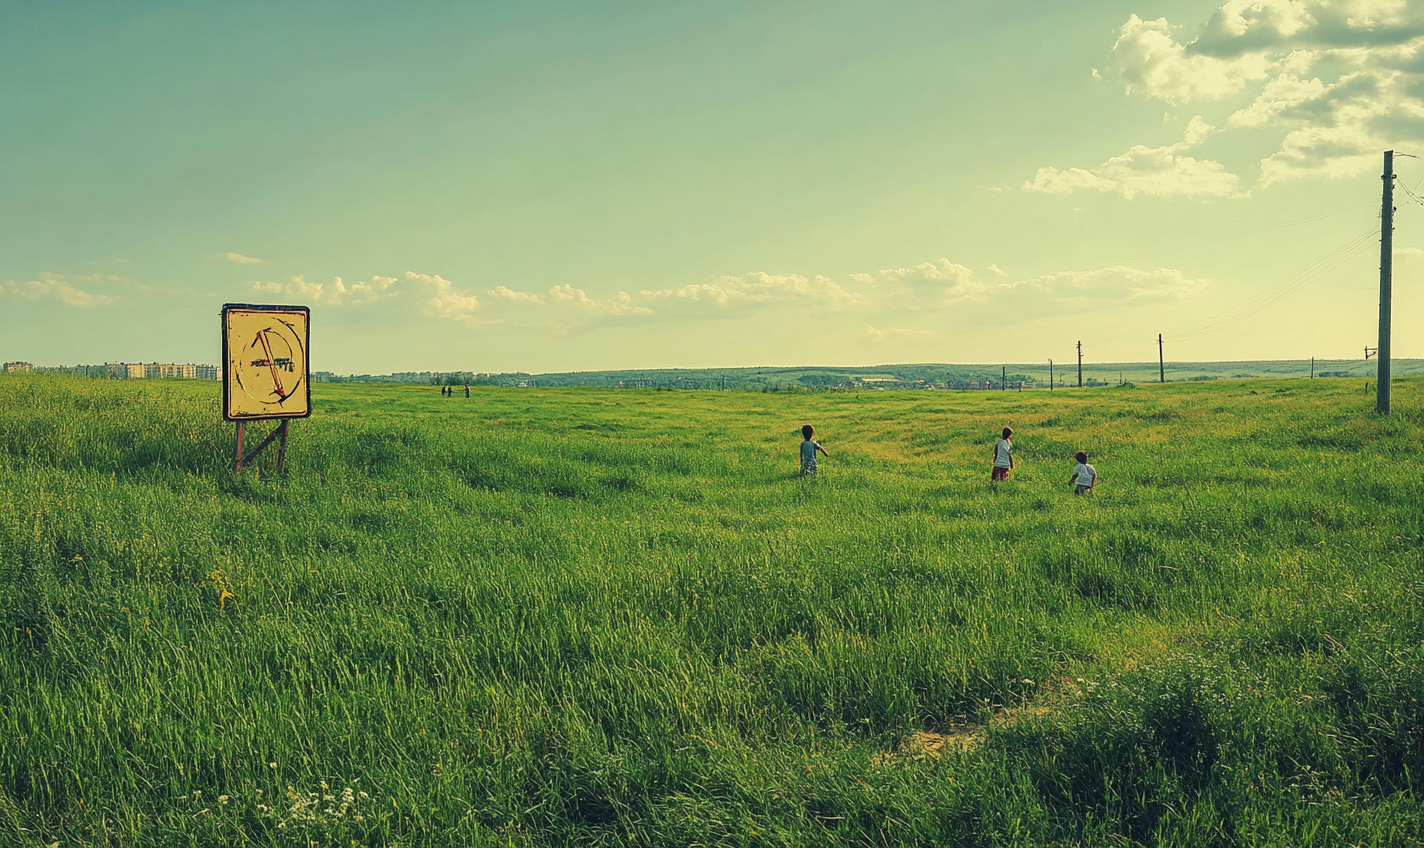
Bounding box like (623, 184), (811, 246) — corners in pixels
(991, 426), (1013, 482)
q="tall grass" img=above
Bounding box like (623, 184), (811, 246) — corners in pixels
(1, 374), (1422, 846)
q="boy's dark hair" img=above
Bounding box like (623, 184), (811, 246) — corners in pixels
(1075, 451), (1088, 463)
(1002, 427), (1013, 439)
(802, 424), (814, 439)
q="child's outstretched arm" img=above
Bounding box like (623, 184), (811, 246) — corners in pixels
(817, 444), (830, 457)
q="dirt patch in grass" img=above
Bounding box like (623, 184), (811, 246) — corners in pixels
(882, 705), (1059, 761)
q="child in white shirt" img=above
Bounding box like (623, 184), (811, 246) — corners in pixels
(1070, 451), (1097, 495)
(991, 427), (1014, 482)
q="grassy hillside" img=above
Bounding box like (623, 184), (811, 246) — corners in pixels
(1, 374), (1422, 846)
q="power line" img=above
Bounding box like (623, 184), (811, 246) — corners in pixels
(1397, 180), (1424, 207)
(1093, 192), (1378, 345)
(1169, 227), (1379, 343)
(1105, 194), (1377, 267)
(1168, 226), (1380, 343)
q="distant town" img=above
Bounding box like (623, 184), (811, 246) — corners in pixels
(4, 358), (1413, 392)
(2, 361), (222, 380)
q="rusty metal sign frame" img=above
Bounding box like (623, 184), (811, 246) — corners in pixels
(221, 303), (310, 473)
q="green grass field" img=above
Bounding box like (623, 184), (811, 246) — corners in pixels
(2, 374), (1423, 846)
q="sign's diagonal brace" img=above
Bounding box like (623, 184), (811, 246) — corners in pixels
(235, 420), (289, 473)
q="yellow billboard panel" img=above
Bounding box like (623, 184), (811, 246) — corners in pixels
(221, 304), (311, 421)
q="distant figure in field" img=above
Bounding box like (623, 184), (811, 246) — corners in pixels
(800, 424), (830, 477)
(991, 426), (1014, 482)
(1071, 451), (1097, 495)
(464, 385), (470, 398)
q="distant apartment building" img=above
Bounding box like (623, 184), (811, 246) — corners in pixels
(157, 363), (197, 379)
(93, 362), (218, 379)
(2, 361), (33, 372)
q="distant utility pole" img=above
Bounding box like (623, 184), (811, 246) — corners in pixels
(1076, 340), (1083, 388)
(1002, 365), (1007, 391)
(1310, 357), (1315, 379)
(1377, 149), (1395, 415)
(1158, 334), (1165, 383)
(1049, 359), (1053, 391)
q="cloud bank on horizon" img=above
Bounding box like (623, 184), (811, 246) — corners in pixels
(246, 260), (1207, 336)
(1029, 0), (1424, 197)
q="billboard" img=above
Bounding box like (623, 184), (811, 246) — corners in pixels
(221, 303), (311, 421)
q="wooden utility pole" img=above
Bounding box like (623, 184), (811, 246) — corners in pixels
(1377, 150), (1395, 414)
(1002, 365), (1007, 391)
(1158, 333), (1165, 383)
(1076, 340), (1082, 388)
(1310, 357), (1314, 379)
(1049, 360), (1053, 391)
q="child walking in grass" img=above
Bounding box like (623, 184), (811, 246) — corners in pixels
(800, 424), (830, 477)
(991, 427), (1014, 482)
(1070, 451), (1097, 494)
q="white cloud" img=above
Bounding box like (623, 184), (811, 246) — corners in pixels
(1229, 68), (1423, 183)
(1026, 117), (1246, 199)
(405, 271), (479, 319)
(1225, 73), (1332, 127)
(1113, 14), (1277, 102)
(869, 259), (989, 306)
(1041, 1), (1424, 191)
(639, 271), (860, 311)
(864, 324), (932, 341)
(250, 274), (396, 306)
(224, 252), (269, 265)
(249, 270), (477, 319)
(0, 272), (117, 308)
(1001, 265), (1207, 305)
(482, 272), (851, 329)
(547, 284), (651, 316)
(488, 285), (545, 304)
(1190, 0), (1424, 56)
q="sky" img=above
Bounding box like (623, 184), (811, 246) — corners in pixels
(3, 0), (1424, 374)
